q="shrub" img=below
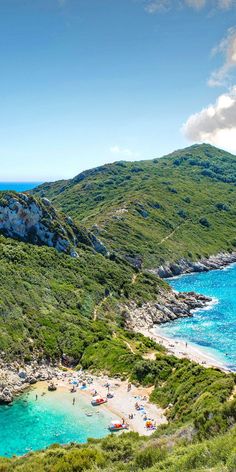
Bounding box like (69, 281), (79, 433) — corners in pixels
(199, 217), (210, 227)
(134, 446), (167, 469)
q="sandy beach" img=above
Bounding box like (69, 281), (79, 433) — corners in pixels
(139, 327), (228, 371)
(38, 373), (167, 437)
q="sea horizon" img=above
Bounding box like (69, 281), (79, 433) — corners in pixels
(0, 182), (42, 192)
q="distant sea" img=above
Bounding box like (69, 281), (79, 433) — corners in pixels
(0, 182), (41, 192)
(155, 263), (236, 372)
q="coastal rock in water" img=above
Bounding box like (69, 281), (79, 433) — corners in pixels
(0, 387), (13, 404)
(0, 361), (62, 402)
(153, 252), (236, 278)
(123, 289), (212, 332)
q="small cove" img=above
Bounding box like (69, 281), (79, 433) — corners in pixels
(0, 383), (115, 457)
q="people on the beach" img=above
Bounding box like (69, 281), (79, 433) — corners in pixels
(127, 383), (131, 392)
(35, 394), (38, 400)
(73, 397), (75, 405)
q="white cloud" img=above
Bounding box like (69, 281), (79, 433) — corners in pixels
(185, 0), (206, 9)
(208, 28), (236, 87)
(217, 0), (235, 8)
(144, 0), (171, 13)
(144, 0), (236, 13)
(182, 86), (236, 153)
(110, 146), (140, 158)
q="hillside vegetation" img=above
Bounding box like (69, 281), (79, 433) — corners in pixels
(0, 144), (236, 470)
(0, 235), (168, 363)
(33, 144), (236, 269)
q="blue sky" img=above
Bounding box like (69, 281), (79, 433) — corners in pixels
(0, 0), (236, 181)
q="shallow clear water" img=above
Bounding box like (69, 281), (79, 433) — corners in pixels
(156, 264), (236, 371)
(0, 386), (114, 457)
(0, 182), (41, 192)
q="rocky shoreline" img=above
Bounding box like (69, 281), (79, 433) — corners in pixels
(0, 290), (212, 405)
(0, 360), (62, 404)
(123, 289), (212, 332)
(152, 251), (236, 279)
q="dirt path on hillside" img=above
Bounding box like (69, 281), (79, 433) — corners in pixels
(157, 223), (183, 245)
(93, 296), (109, 321)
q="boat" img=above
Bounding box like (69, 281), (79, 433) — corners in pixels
(91, 396), (107, 406)
(108, 420), (129, 432)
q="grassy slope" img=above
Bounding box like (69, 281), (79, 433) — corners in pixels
(0, 235), (168, 362)
(33, 144), (236, 269)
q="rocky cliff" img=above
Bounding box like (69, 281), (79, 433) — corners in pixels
(0, 192), (108, 257)
(123, 289), (212, 332)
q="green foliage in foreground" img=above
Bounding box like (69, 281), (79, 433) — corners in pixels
(33, 144), (236, 268)
(1, 424), (236, 471)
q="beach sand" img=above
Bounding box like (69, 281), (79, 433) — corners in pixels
(38, 373), (167, 437)
(139, 327), (228, 371)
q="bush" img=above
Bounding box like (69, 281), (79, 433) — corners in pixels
(134, 446), (167, 469)
(199, 217), (210, 227)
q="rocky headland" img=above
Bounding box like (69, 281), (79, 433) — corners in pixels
(152, 252), (236, 279)
(0, 359), (62, 404)
(123, 289), (212, 332)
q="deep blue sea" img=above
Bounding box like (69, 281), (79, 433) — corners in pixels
(156, 264), (236, 371)
(0, 182), (41, 192)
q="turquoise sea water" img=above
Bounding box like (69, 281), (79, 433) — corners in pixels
(156, 264), (236, 371)
(0, 385), (115, 457)
(0, 182), (41, 192)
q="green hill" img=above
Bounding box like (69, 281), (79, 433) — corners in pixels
(0, 144), (235, 470)
(33, 144), (236, 269)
